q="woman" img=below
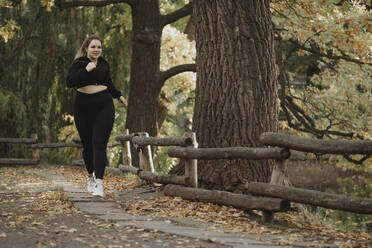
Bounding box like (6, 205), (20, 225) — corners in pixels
(66, 34), (127, 197)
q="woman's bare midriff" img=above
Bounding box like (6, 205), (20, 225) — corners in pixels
(77, 85), (107, 94)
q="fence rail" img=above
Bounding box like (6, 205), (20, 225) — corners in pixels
(245, 182), (372, 214)
(0, 158), (40, 165)
(260, 132), (372, 154)
(168, 147), (290, 160)
(0, 137), (38, 144)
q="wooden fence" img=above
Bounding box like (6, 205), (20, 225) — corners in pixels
(1, 130), (372, 222)
(0, 132), (121, 167)
(113, 131), (372, 221)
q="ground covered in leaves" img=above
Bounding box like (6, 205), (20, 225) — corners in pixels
(1, 165), (371, 248)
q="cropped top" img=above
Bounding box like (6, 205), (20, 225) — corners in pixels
(66, 56), (122, 98)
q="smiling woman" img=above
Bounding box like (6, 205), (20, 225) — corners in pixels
(66, 34), (128, 197)
(77, 38), (107, 94)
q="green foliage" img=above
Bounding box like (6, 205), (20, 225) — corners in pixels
(160, 0), (191, 32)
(273, 0), (372, 233)
(0, 2), (132, 159)
(154, 24), (195, 172)
(313, 176), (372, 233)
(0, 1), (20, 43)
(272, 0), (372, 162)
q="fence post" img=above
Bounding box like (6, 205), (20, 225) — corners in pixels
(184, 132), (198, 188)
(31, 134), (40, 162)
(138, 132), (154, 173)
(73, 136), (83, 162)
(121, 129), (132, 166)
(106, 147), (111, 167)
(262, 158), (289, 222)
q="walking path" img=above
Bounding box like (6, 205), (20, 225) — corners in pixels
(31, 169), (285, 248)
(1, 166), (370, 248)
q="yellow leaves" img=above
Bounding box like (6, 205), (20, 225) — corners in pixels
(33, 190), (77, 215)
(271, 0), (372, 64)
(314, 24), (324, 32)
(0, 20), (19, 43)
(0, 1), (12, 8)
(41, 0), (54, 12)
(297, 50), (305, 57)
(160, 25), (196, 114)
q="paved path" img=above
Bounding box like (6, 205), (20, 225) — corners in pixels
(31, 169), (291, 248)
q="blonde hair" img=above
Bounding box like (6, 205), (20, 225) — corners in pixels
(74, 34), (103, 59)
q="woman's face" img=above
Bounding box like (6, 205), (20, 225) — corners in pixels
(86, 39), (102, 61)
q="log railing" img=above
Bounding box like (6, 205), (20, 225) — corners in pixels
(116, 131), (198, 188)
(0, 134), (40, 165)
(115, 131), (372, 218)
(0, 133), (120, 166)
(259, 132), (372, 155)
(3, 130), (372, 220)
(252, 132), (372, 217)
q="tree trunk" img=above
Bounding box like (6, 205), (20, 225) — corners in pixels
(125, 0), (162, 166)
(193, 0), (278, 190)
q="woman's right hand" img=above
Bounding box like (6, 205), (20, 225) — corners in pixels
(85, 62), (96, 72)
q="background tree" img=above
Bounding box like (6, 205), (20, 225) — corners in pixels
(272, 0), (372, 166)
(57, 0), (195, 137)
(0, 0), (195, 162)
(0, 1), (132, 158)
(56, 0), (195, 166)
(192, 0), (278, 190)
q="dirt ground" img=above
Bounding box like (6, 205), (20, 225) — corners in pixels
(0, 165), (371, 248)
(1, 192), (226, 248)
(0, 166), (227, 248)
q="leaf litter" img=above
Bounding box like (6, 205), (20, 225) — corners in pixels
(0, 166), (371, 247)
(55, 166), (372, 247)
(0, 166), (228, 248)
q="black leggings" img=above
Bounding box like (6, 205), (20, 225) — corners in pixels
(74, 90), (114, 179)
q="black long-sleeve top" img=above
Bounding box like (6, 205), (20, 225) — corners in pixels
(66, 56), (122, 98)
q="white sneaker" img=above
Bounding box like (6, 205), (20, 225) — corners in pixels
(92, 179), (104, 197)
(87, 175), (96, 193)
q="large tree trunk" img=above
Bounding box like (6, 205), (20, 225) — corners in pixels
(193, 0), (278, 190)
(125, 1), (163, 167)
(125, 0), (162, 139)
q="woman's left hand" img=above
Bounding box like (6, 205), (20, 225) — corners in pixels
(119, 96), (128, 108)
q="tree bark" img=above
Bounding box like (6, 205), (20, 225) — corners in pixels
(245, 182), (372, 214)
(124, 0), (193, 167)
(192, 0), (278, 190)
(164, 184), (289, 212)
(125, 0), (162, 140)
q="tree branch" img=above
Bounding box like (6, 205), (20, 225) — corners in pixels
(161, 2), (192, 27)
(276, 61), (360, 140)
(285, 38), (372, 66)
(5, 10), (43, 64)
(157, 64), (196, 88)
(56, 0), (136, 9)
(281, 97), (356, 139)
(343, 154), (371, 164)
